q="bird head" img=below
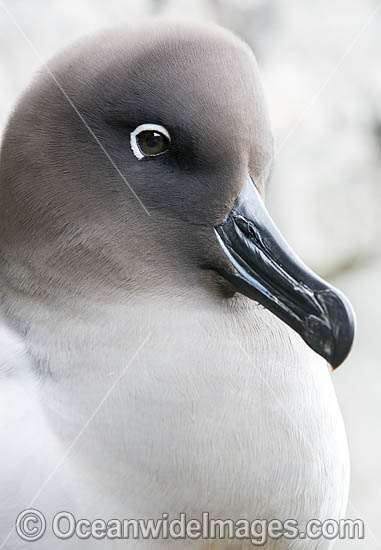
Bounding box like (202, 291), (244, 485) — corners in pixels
(0, 21), (355, 367)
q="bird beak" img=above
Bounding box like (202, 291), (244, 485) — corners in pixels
(215, 175), (355, 368)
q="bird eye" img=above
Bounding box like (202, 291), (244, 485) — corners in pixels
(130, 123), (170, 160)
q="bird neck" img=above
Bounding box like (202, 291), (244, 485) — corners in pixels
(0, 253), (242, 376)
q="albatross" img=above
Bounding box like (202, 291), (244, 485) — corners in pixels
(0, 21), (355, 549)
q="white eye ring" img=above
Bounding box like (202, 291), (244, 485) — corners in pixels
(130, 123), (171, 160)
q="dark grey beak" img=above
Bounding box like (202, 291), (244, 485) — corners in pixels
(215, 175), (355, 368)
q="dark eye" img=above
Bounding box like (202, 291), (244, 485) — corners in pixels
(130, 123), (171, 159)
(137, 131), (169, 156)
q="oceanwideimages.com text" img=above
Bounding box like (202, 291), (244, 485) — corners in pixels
(16, 510), (365, 545)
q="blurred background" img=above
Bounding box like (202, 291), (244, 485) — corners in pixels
(0, 0), (380, 547)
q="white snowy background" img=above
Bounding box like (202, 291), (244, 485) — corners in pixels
(0, 1), (380, 548)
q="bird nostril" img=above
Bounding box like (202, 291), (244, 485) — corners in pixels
(234, 215), (265, 248)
